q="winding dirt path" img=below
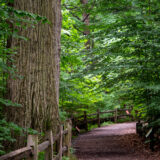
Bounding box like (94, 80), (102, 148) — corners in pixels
(73, 122), (159, 160)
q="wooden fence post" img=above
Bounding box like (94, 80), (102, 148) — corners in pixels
(114, 108), (118, 123)
(84, 111), (88, 131)
(59, 125), (63, 160)
(27, 135), (38, 160)
(64, 120), (72, 157)
(97, 109), (100, 127)
(45, 130), (54, 160)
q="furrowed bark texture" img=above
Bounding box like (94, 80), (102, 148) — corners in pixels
(7, 0), (61, 147)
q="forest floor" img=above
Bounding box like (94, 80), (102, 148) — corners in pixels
(72, 122), (160, 160)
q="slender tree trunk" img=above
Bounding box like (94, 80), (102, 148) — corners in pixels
(7, 0), (61, 148)
(81, 0), (90, 49)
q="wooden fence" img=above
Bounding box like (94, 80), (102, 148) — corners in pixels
(73, 108), (133, 131)
(0, 120), (72, 160)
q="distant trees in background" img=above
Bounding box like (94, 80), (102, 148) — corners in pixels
(61, 0), (160, 130)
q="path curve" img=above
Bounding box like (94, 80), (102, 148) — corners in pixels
(72, 122), (158, 160)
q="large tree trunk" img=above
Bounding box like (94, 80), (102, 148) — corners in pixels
(7, 0), (61, 148)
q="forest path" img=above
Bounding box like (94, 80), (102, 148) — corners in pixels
(72, 122), (158, 160)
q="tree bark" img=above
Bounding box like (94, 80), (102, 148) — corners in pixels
(7, 0), (61, 148)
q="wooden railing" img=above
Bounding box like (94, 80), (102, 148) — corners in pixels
(73, 108), (133, 131)
(0, 120), (72, 160)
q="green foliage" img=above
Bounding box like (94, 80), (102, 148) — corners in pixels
(88, 123), (98, 131)
(101, 121), (114, 127)
(0, 98), (21, 107)
(61, 0), (160, 133)
(38, 151), (45, 160)
(117, 117), (132, 123)
(88, 121), (114, 131)
(59, 110), (68, 122)
(60, 0), (125, 117)
(0, 119), (39, 155)
(62, 156), (70, 160)
(0, 119), (21, 155)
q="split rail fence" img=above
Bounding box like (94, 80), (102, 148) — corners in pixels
(0, 120), (72, 160)
(73, 108), (133, 131)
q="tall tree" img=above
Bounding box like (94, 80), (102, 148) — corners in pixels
(81, 0), (90, 49)
(7, 0), (61, 147)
